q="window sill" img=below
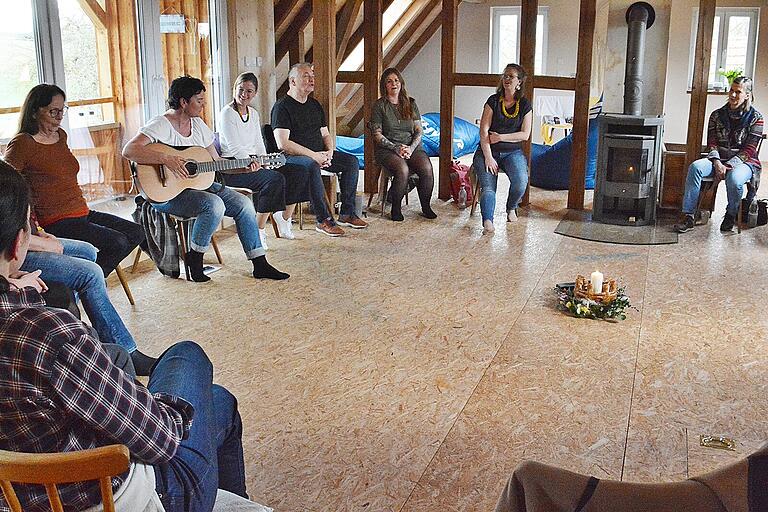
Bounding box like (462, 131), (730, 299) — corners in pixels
(686, 90), (728, 96)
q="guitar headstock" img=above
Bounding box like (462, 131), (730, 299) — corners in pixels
(257, 152), (287, 169)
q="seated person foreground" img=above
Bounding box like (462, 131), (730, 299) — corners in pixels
(0, 169), (266, 511)
(495, 446), (767, 512)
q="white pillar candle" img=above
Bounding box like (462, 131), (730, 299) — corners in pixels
(590, 271), (603, 294)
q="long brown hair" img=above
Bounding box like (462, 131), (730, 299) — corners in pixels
(379, 67), (413, 119)
(231, 72), (258, 110)
(17, 84), (66, 136)
(496, 63), (527, 102)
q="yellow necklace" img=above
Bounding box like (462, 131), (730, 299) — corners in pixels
(500, 97), (519, 119)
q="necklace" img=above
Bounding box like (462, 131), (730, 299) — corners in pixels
(500, 96), (519, 118)
(238, 107), (249, 123)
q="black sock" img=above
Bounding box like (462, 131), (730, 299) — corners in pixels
(252, 255), (290, 280)
(131, 350), (157, 377)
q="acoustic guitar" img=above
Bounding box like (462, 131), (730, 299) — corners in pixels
(132, 144), (286, 203)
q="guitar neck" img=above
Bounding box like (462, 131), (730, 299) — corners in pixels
(195, 158), (253, 174)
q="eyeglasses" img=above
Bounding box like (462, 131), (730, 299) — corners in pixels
(47, 106), (69, 118)
(502, 74), (519, 81)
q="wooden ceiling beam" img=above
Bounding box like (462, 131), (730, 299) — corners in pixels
(275, 1), (313, 64)
(76, 0), (106, 29)
(275, 0), (307, 41)
(336, 0), (364, 63)
(343, 1), (440, 129)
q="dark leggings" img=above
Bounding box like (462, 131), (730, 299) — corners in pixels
(376, 149), (434, 216)
(44, 211), (145, 277)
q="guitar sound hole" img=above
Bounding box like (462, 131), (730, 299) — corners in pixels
(185, 161), (198, 177)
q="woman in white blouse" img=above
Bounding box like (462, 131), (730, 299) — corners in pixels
(219, 73), (309, 246)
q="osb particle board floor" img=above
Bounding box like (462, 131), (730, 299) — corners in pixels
(99, 186), (768, 512)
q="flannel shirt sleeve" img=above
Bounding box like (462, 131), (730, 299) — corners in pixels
(706, 111), (721, 160)
(50, 329), (193, 464)
(736, 114), (764, 164)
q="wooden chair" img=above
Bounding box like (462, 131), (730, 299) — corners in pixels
(365, 163), (410, 217)
(0, 444), (130, 512)
(695, 133), (766, 233)
(470, 165), (482, 216)
(171, 215), (224, 265)
(113, 266), (135, 305)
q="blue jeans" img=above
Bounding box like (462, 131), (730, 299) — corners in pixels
(152, 182), (264, 259)
(21, 238), (137, 353)
(285, 151), (359, 222)
(682, 157), (754, 216)
(150, 342), (247, 512)
(472, 149), (528, 222)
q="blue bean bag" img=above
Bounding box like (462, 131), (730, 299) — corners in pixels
(530, 99), (602, 190)
(420, 113), (480, 158)
(336, 135), (365, 168)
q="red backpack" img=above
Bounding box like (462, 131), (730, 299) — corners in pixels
(449, 160), (473, 209)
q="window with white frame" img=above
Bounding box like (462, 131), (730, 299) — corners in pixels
(490, 7), (547, 75)
(688, 7), (758, 89)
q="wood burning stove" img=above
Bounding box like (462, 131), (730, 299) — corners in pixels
(593, 1), (664, 226)
(593, 114), (663, 225)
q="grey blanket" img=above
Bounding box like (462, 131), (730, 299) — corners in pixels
(133, 198), (180, 278)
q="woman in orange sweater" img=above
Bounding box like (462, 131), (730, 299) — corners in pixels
(5, 84), (145, 277)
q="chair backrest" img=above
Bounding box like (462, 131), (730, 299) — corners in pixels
(0, 444), (130, 512)
(262, 124), (279, 154)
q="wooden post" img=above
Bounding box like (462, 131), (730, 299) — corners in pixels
(568, 0), (596, 210)
(438, 0), (457, 200)
(686, 0), (716, 169)
(289, 31), (306, 65)
(363, 0), (383, 194)
(313, 0), (336, 138)
(519, 0), (538, 207)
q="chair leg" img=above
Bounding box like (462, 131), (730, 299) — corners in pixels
(298, 202), (304, 230)
(269, 213), (281, 238)
(470, 170), (481, 216)
(176, 223), (188, 261)
(211, 236), (224, 264)
(737, 201), (743, 234)
(380, 177), (389, 218)
(114, 266), (135, 306)
(130, 247), (142, 273)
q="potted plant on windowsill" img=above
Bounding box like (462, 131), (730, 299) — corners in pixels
(718, 67), (743, 86)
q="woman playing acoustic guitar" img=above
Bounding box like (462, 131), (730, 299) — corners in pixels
(123, 76), (289, 282)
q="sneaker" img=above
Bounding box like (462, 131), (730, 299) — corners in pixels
(337, 214), (368, 229)
(258, 228), (269, 250)
(674, 214), (695, 233)
(720, 213), (735, 232)
(272, 211), (295, 240)
(315, 219), (345, 237)
(483, 219), (495, 234)
(507, 209), (518, 222)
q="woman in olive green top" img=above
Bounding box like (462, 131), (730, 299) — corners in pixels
(370, 68), (436, 221)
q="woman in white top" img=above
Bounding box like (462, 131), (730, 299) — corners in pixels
(219, 72), (310, 244)
(122, 76), (289, 282)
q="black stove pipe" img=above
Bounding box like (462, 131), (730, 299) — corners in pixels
(623, 2), (655, 116)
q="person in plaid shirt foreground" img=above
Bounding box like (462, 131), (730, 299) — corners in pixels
(0, 162), (257, 511)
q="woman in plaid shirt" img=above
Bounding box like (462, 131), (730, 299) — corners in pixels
(675, 76), (764, 233)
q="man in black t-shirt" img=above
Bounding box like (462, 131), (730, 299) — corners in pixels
(271, 62), (368, 236)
